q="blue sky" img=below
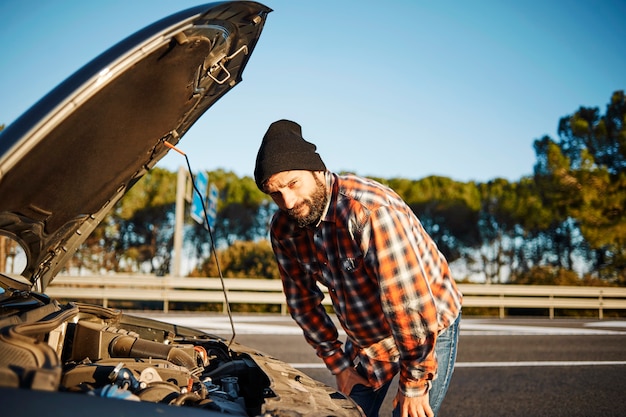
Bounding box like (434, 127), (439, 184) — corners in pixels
(1, 1), (624, 183)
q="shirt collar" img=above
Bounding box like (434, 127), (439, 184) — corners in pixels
(314, 171), (335, 227)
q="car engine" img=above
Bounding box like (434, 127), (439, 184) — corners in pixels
(0, 294), (274, 416)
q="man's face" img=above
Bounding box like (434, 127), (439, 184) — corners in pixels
(265, 170), (327, 227)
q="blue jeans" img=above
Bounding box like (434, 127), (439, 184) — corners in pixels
(349, 314), (461, 417)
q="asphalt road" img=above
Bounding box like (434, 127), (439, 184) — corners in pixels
(144, 314), (626, 417)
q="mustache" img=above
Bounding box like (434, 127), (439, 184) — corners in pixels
(286, 200), (308, 217)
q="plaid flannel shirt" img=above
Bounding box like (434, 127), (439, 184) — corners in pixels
(270, 172), (462, 396)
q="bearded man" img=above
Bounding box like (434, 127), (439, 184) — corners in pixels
(254, 119), (463, 417)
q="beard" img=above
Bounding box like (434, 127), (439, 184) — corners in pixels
(287, 175), (328, 228)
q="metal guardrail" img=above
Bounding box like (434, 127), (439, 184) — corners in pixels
(46, 275), (626, 318)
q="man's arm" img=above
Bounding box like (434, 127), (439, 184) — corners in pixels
(366, 205), (442, 395)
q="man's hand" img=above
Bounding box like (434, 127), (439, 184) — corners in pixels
(394, 390), (433, 417)
(335, 366), (370, 394)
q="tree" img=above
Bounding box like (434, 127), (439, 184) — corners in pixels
(71, 167), (177, 275)
(505, 177), (554, 273)
(381, 175), (481, 263)
(211, 170), (273, 244)
(557, 91), (626, 175)
(186, 169), (273, 266)
(192, 240), (278, 279)
(509, 265), (582, 286)
(474, 179), (520, 283)
(34, 91), (625, 284)
(117, 168), (177, 274)
(533, 137), (584, 271)
(533, 91), (626, 284)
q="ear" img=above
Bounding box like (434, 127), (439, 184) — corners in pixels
(313, 170), (325, 179)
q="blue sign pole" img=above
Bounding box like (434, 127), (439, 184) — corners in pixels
(190, 171), (208, 225)
(206, 184), (218, 230)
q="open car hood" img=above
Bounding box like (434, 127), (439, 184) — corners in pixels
(0, 2), (271, 291)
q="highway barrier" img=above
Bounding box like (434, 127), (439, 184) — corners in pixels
(46, 275), (626, 318)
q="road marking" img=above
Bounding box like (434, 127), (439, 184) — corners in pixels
(460, 323), (626, 335)
(143, 315), (626, 336)
(157, 318), (306, 335)
(290, 361), (626, 369)
(584, 321), (626, 328)
(141, 315), (626, 370)
(455, 360), (626, 368)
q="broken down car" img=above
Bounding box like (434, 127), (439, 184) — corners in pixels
(0, 2), (363, 416)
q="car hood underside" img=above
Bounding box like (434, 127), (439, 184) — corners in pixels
(0, 2), (269, 291)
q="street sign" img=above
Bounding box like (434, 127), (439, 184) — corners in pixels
(206, 184), (218, 230)
(190, 171), (208, 225)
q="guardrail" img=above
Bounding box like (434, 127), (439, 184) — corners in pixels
(45, 275), (626, 319)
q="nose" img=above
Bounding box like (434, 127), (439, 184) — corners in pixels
(281, 190), (298, 210)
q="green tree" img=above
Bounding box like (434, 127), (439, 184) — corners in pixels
(193, 240), (278, 279)
(187, 169), (273, 265)
(474, 179), (519, 283)
(212, 170), (273, 244)
(506, 177), (553, 273)
(382, 175), (481, 263)
(557, 91), (626, 175)
(45, 91), (626, 285)
(510, 265), (583, 286)
(72, 167), (177, 275)
(533, 91), (626, 284)
(117, 167), (177, 274)
(533, 137), (584, 271)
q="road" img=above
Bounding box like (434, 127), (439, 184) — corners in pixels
(142, 313), (626, 417)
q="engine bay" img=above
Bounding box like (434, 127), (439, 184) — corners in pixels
(0, 295), (273, 416)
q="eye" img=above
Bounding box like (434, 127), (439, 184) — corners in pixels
(288, 180), (298, 189)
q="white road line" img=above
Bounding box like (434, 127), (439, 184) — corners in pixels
(584, 321), (626, 328)
(460, 323), (625, 335)
(290, 361), (626, 369)
(455, 361), (626, 367)
(139, 315), (626, 371)
(141, 315), (626, 336)
(175, 320), (305, 335)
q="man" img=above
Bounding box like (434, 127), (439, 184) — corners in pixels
(254, 119), (462, 417)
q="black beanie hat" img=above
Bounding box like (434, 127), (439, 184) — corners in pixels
(254, 119), (326, 190)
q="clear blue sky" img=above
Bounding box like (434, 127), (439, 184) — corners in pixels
(1, 1), (624, 183)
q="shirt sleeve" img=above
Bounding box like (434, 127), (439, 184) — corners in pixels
(366, 204), (443, 396)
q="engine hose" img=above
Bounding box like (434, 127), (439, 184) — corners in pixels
(109, 335), (197, 370)
(171, 391), (201, 406)
(168, 347), (199, 372)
